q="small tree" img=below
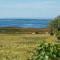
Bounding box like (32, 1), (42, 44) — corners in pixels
(49, 16), (60, 39)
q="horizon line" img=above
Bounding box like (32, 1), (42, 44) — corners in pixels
(0, 18), (52, 19)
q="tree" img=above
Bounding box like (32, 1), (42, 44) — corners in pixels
(49, 16), (60, 39)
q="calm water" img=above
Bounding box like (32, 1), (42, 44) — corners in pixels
(0, 19), (51, 28)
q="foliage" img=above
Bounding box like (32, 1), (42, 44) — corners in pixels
(49, 16), (60, 38)
(0, 34), (51, 60)
(29, 42), (60, 60)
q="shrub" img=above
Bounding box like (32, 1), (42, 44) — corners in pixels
(49, 16), (60, 40)
(29, 42), (60, 60)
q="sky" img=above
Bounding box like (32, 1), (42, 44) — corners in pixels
(0, 0), (60, 19)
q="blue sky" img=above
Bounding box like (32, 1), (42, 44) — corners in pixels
(0, 0), (60, 19)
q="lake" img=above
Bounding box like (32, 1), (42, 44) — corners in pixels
(0, 19), (51, 28)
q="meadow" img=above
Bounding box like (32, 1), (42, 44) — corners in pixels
(0, 34), (57, 60)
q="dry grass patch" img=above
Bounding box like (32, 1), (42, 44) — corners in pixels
(0, 34), (56, 60)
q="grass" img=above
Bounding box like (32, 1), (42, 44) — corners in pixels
(0, 34), (57, 60)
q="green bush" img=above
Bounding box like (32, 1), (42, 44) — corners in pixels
(49, 16), (60, 39)
(29, 42), (60, 60)
(56, 31), (60, 36)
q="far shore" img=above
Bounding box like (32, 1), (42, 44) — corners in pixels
(0, 27), (49, 34)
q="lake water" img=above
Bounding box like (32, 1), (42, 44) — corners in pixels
(0, 19), (51, 28)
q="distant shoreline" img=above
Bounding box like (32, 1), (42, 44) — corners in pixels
(0, 27), (49, 34)
(0, 19), (50, 33)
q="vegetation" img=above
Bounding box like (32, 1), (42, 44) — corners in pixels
(29, 42), (60, 60)
(0, 16), (60, 60)
(0, 27), (48, 34)
(0, 34), (56, 60)
(49, 16), (60, 39)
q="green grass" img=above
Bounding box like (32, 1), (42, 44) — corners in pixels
(0, 34), (57, 60)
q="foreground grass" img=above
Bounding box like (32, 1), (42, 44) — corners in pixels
(0, 34), (57, 60)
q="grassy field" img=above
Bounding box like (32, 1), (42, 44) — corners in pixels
(0, 34), (57, 60)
